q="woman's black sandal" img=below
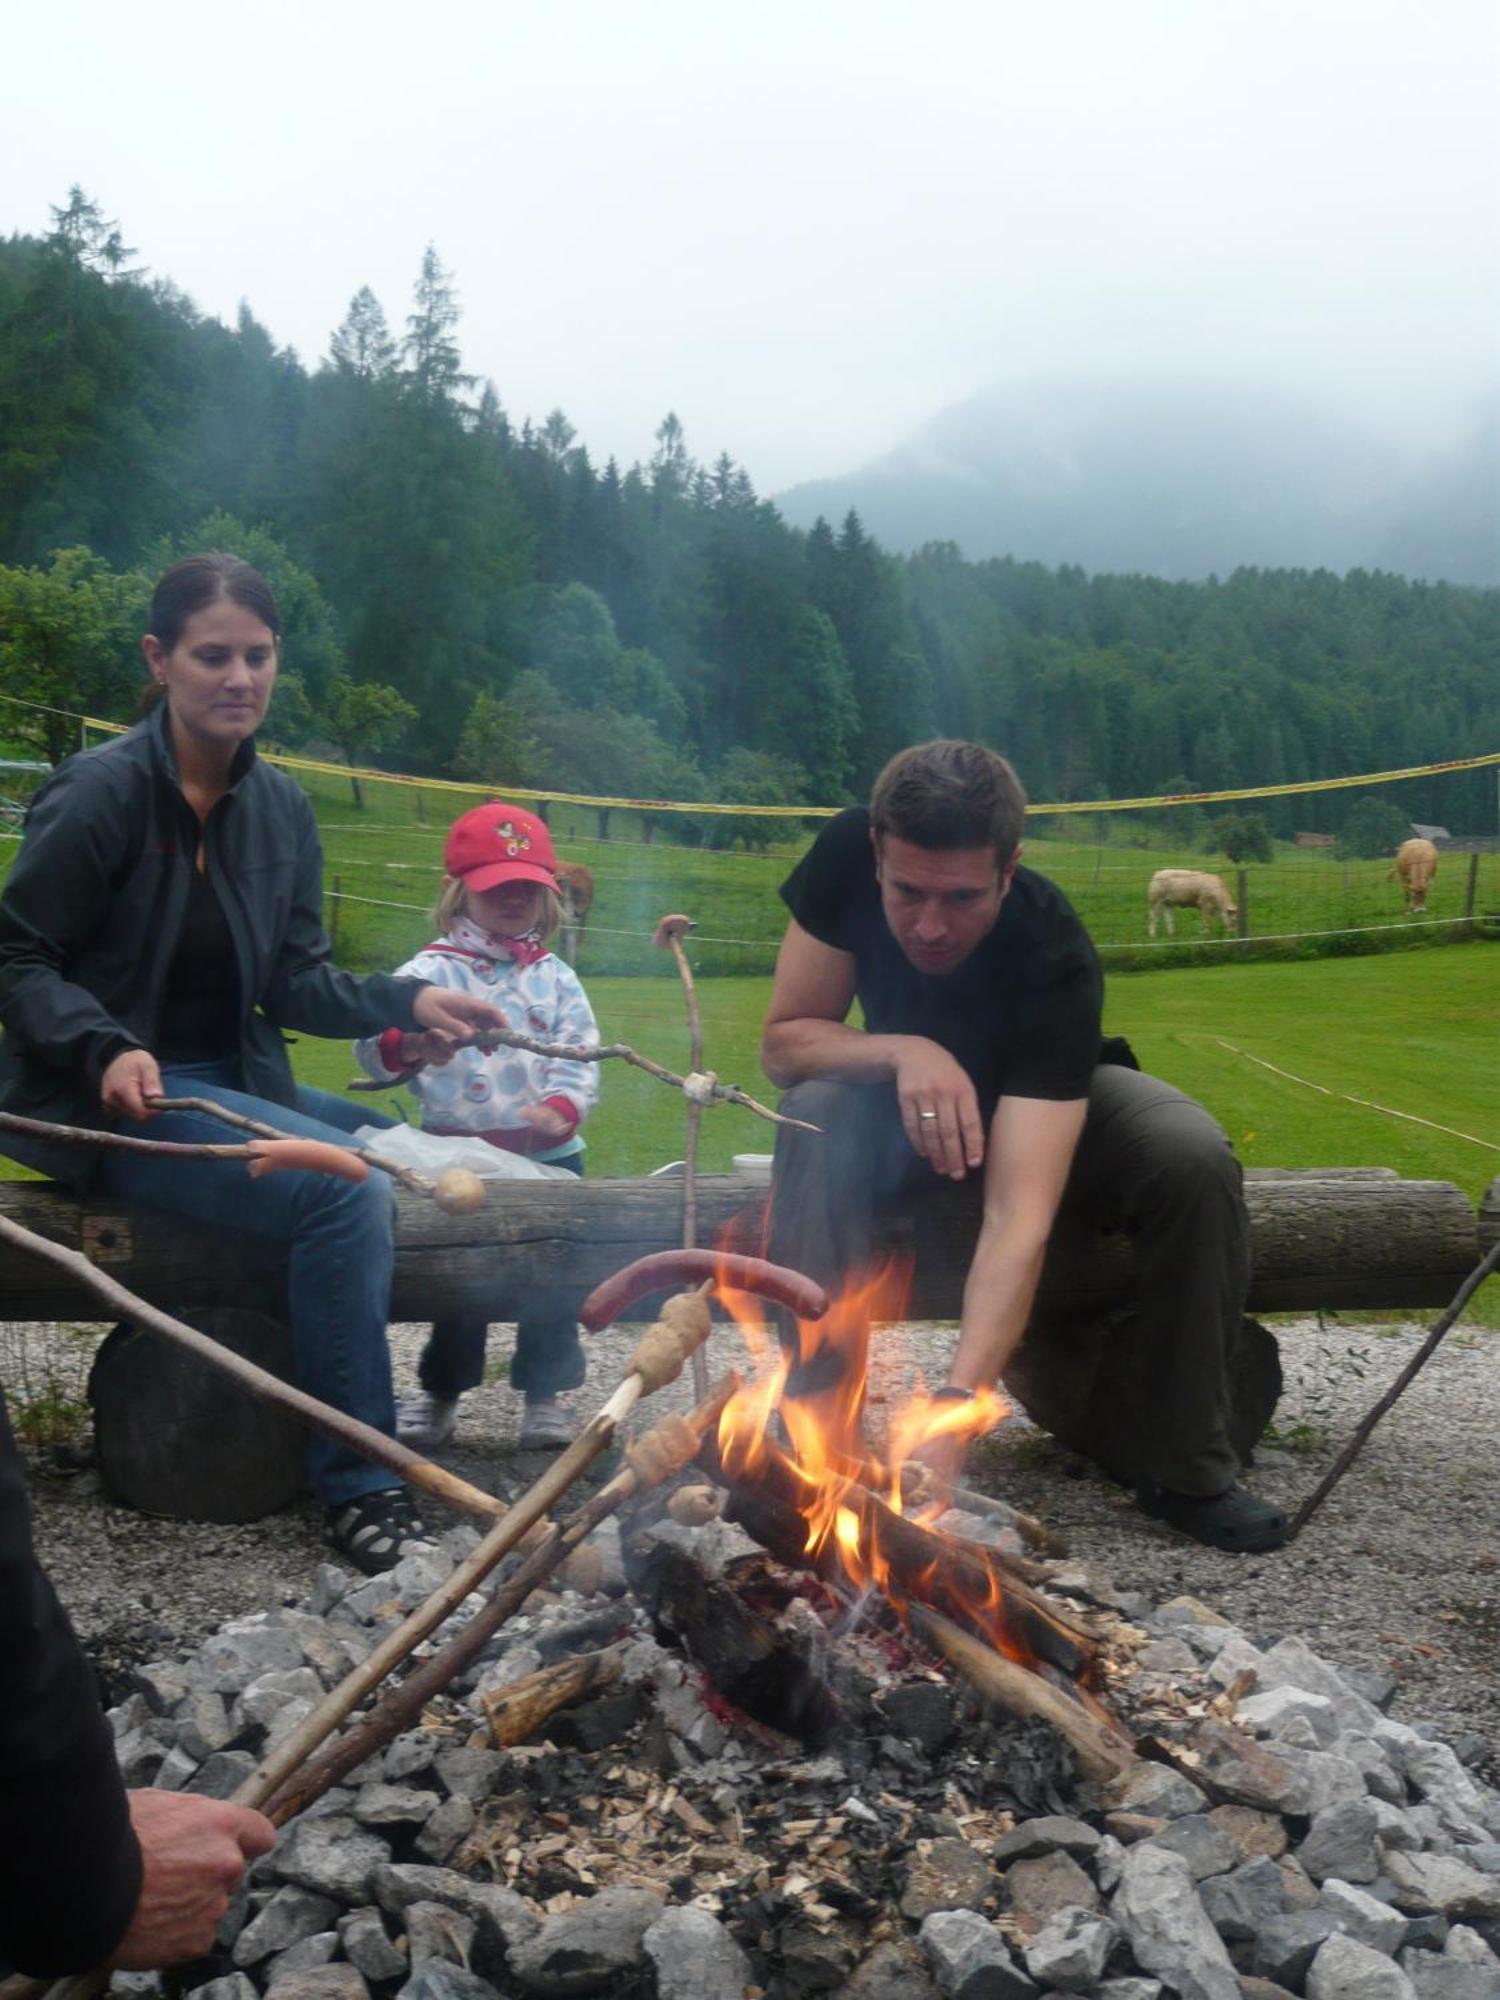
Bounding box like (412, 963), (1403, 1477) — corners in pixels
(1137, 1482), (1288, 1554)
(326, 1488), (429, 1575)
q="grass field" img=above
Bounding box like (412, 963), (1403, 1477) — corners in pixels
(286, 943), (1499, 1200)
(287, 769), (1500, 980)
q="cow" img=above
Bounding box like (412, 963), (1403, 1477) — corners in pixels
(555, 859), (595, 964)
(1389, 837), (1438, 914)
(1147, 868), (1239, 938)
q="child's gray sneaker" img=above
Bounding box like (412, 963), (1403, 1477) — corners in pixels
(395, 1391), (459, 1451)
(517, 1395), (577, 1450)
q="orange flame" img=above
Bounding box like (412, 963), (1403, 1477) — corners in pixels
(713, 1248), (1024, 1654)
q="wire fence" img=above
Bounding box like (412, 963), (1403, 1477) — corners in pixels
(287, 754), (1500, 978)
(1, 698), (1497, 978)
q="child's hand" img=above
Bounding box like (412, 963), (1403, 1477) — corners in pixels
(520, 1103), (575, 1145)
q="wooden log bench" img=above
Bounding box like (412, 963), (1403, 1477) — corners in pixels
(1, 1165), (1493, 1325)
(2, 1167), (1495, 1520)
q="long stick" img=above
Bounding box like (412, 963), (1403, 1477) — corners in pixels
(1, 1380), (734, 2000)
(0, 1105), (435, 1198)
(349, 1028), (820, 1133)
(147, 1096), (436, 1196)
(656, 914), (708, 1400)
(0, 1214), (503, 1522)
(242, 1286), (719, 1809)
(262, 1373), (738, 1823)
(1288, 1236), (1500, 1539)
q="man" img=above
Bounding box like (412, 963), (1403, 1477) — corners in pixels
(2, 1388), (275, 1976)
(762, 739), (1286, 1553)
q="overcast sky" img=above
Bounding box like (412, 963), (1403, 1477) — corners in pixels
(3, 0), (1495, 490)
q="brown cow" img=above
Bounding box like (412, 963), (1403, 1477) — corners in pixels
(555, 860), (595, 964)
(1389, 837), (1438, 914)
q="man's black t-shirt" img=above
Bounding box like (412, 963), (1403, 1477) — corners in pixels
(779, 808), (1103, 1110)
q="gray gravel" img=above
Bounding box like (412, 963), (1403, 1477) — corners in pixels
(8, 1309), (1499, 1772)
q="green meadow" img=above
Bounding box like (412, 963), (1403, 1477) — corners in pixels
(288, 943), (1500, 1203)
(291, 769), (1500, 982)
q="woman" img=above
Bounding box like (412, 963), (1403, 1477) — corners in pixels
(0, 553), (506, 1573)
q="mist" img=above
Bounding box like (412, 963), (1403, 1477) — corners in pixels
(2, 0), (1494, 500)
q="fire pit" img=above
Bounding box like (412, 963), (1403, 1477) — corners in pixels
(78, 1262), (1500, 1999)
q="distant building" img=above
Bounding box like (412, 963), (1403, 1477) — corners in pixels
(1294, 831), (1336, 848)
(1410, 820), (1500, 855)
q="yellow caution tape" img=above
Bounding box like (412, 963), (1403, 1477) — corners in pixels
(60, 713), (1500, 820)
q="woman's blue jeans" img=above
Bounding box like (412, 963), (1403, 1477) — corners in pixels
(93, 1060), (400, 1507)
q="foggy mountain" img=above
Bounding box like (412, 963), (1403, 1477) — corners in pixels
(775, 379), (1500, 586)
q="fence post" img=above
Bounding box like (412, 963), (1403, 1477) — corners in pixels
(1464, 851), (1480, 920)
(1236, 868), (1250, 951)
(329, 875), (342, 957)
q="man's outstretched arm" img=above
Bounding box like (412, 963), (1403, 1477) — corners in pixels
(947, 1091), (1089, 1397)
(762, 921), (985, 1179)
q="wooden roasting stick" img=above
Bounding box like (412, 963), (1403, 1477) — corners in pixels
(0, 1213), (503, 1522)
(0, 1105), (437, 1198)
(348, 1025), (819, 1134)
(263, 1372), (741, 1823)
(655, 914), (710, 1402)
(910, 1606), (1136, 1784)
(243, 1286), (722, 1812)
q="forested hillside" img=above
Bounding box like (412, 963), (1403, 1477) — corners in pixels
(2, 195), (1496, 835)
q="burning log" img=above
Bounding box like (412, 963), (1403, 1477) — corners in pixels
(715, 1456), (1103, 1685)
(481, 1647), (624, 1748)
(909, 1607), (1136, 1784)
(625, 1530), (842, 1747)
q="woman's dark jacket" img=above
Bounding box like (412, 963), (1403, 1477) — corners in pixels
(0, 703), (425, 1185)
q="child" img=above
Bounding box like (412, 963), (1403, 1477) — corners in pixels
(355, 802), (600, 1450)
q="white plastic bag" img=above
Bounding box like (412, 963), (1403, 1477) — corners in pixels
(353, 1124), (577, 1183)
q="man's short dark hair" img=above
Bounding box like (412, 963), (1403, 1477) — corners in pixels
(869, 740), (1027, 861)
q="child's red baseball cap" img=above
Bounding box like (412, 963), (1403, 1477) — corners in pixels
(444, 802), (560, 893)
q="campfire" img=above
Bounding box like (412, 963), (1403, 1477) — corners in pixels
(46, 1247), (1498, 1999)
(687, 1252), (1136, 1784)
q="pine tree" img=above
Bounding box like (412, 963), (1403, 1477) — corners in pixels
(330, 287), (396, 379)
(402, 246), (471, 403)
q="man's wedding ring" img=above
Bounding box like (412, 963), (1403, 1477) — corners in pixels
(918, 1109), (938, 1120)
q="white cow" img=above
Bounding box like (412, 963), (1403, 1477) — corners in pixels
(1147, 868), (1239, 938)
(1388, 838), (1438, 914)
